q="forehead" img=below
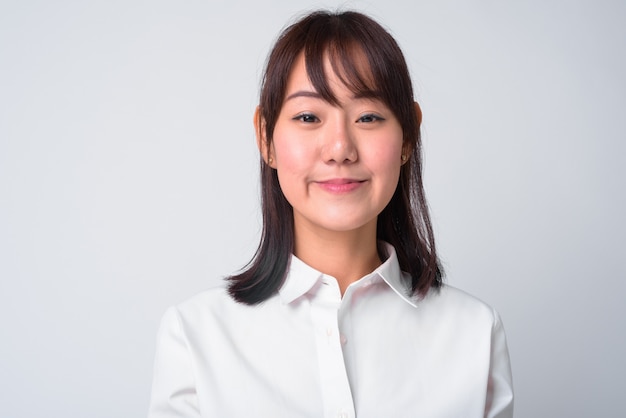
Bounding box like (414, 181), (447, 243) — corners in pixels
(284, 47), (378, 103)
(285, 53), (314, 91)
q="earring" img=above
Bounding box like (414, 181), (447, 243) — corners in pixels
(401, 154), (407, 162)
(268, 157), (273, 165)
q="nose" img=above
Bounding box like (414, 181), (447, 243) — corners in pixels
(321, 116), (358, 164)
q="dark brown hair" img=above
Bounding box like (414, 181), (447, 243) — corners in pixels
(228, 10), (442, 304)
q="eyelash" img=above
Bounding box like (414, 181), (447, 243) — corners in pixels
(293, 113), (385, 123)
(293, 113), (319, 123)
(357, 113), (385, 123)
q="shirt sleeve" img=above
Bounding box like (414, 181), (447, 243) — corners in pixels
(485, 308), (514, 418)
(148, 306), (201, 418)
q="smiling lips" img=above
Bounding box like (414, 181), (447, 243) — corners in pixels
(316, 178), (366, 193)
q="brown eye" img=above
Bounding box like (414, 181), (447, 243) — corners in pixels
(293, 113), (319, 123)
(357, 114), (385, 123)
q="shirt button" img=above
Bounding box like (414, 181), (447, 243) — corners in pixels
(340, 334), (347, 345)
(326, 327), (333, 336)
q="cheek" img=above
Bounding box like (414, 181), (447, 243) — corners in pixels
(275, 144), (306, 167)
(271, 134), (314, 195)
(376, 144), (402, 164)
(365, 137), (404, 178)
(272, 126), (316, 173)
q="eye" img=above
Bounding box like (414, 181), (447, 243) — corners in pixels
(293, 113), (320, 123)
(357, 113), (385, 123)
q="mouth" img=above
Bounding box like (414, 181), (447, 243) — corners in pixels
(315, 178), (366, 193)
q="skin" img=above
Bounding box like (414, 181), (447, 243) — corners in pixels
(255, 52), (412, 294)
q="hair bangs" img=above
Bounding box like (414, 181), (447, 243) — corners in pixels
(301, 17), (385, 105)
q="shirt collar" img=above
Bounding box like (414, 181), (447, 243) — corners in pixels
(369, 242), (419, 308)
(278, 254), (324, 304)
(278, 242), (418, 308)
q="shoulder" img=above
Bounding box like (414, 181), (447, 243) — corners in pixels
(160, 284), (278, 334)
(418, 284), (501, 328)
(170, 284), (257, 320)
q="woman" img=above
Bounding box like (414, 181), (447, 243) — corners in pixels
(149, 10), (514, 418)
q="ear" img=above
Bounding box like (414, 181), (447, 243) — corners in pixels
(414, 101), (422, 126)
(402, 102), (422, 165)
(254, 106), (275, 167)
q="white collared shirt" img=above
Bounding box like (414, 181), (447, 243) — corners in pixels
(149, 244), (514, 417)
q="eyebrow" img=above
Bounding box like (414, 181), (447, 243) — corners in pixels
(284, 89), (383, 102)
(353, 90), (383, 100)
(284, 91), (323, 102)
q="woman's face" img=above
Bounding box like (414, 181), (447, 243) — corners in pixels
(264, 53), (405, 238)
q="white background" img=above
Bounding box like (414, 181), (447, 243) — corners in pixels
(1, 0), (624, 417)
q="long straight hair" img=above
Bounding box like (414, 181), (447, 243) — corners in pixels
(228, 10), (442, 304)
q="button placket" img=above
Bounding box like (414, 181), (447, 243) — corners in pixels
(309, 277), (355, 418)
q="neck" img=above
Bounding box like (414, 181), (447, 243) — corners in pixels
(293, 219), (381, 295)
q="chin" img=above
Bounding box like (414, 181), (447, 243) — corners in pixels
(315, 216), (377, 234)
